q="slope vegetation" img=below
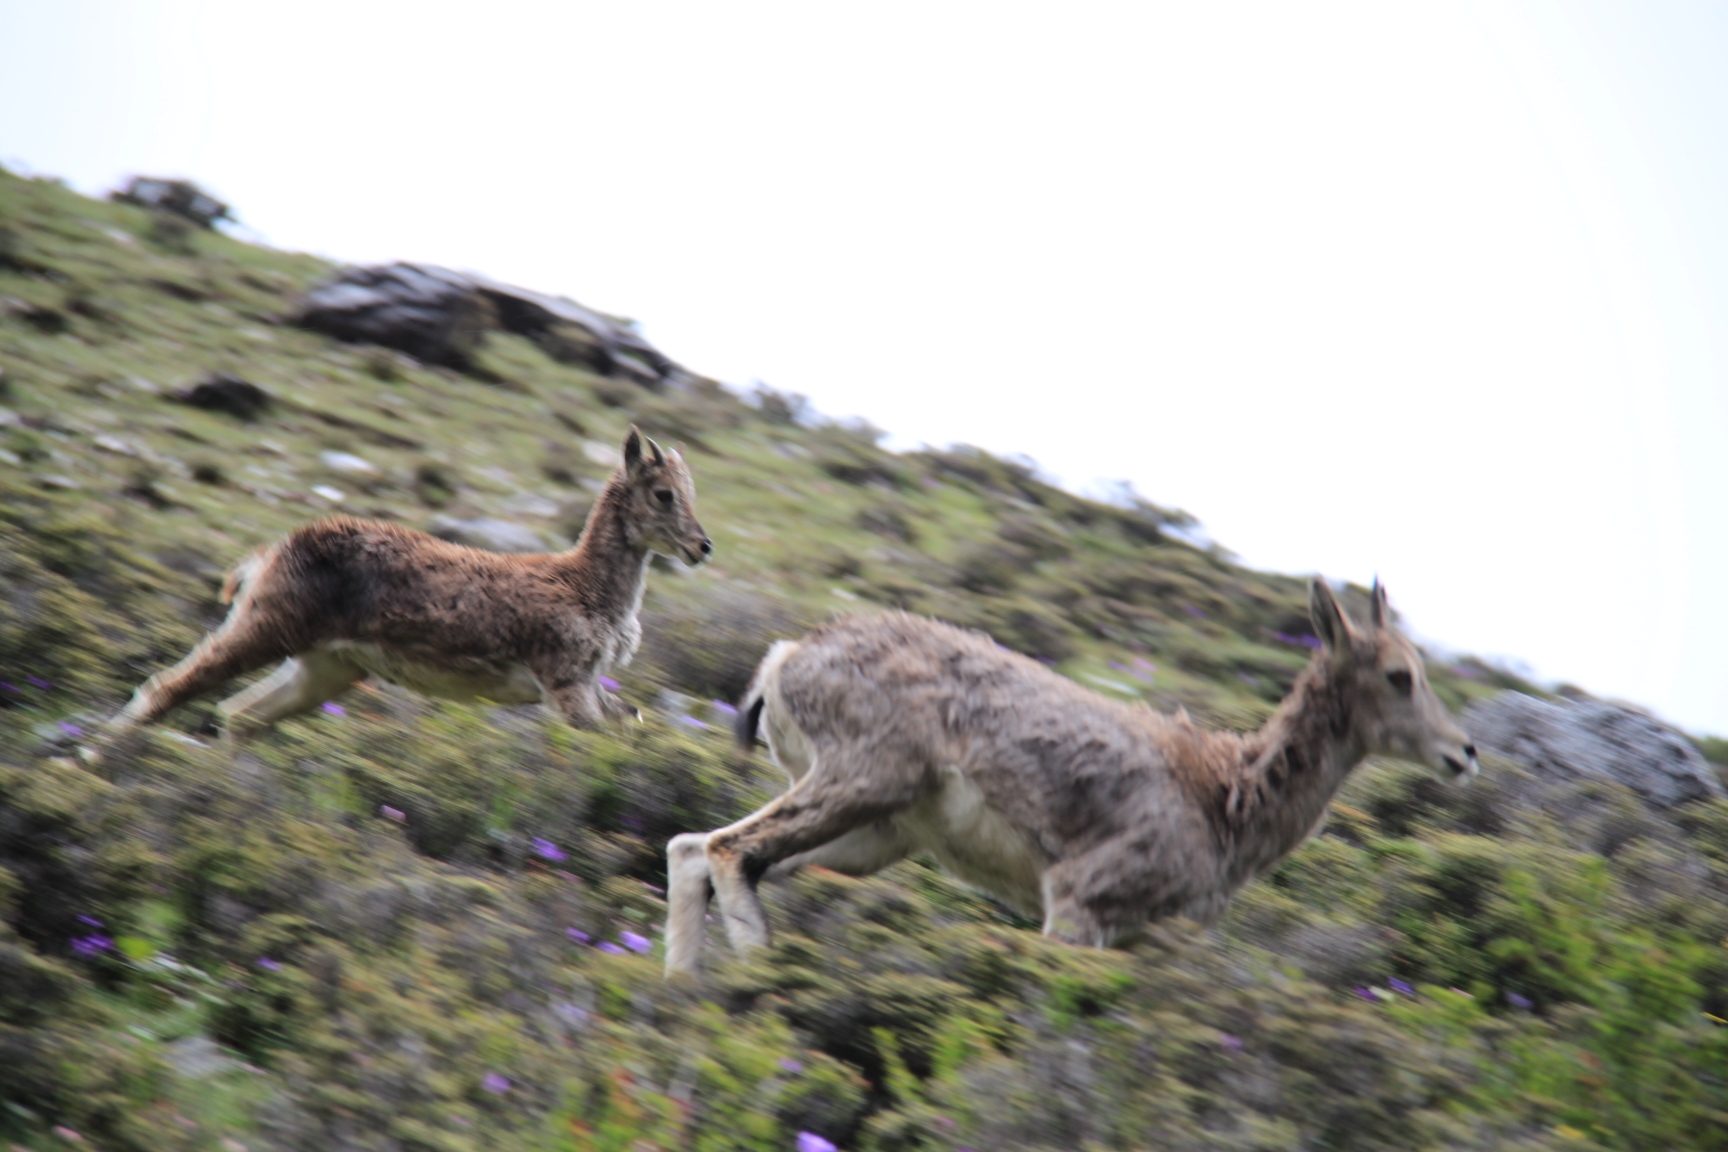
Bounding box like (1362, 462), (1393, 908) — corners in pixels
(2, 167), (1726, 1151)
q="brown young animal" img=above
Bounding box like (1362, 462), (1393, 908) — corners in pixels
(664, 580), (1475, 975)
(108, 427), (709, 739)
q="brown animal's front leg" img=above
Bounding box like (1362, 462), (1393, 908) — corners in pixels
(530, 658), (633, 730)
(704, 740), (924, 956)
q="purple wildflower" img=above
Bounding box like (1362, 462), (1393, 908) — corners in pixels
(711, 700), (738, 716)
(0, 682), (18, 693)
(1389, 978), (1414, 997)
(779, 1058), (804, 1073)
(643, 881), (664, 895)
(78, 915), (104, 929)
(553, 1001), (588, 1025)
(1131, 657), (1156, 682)
(620, 930), (652, 955)
(597, 941), (627, 955)
(26, 675), (51, 689)
(1507, 991), (1533, 1010)
(321, 702), (345, 716)
(1353, 986), (1378, 1003)
(51, 1126), (82, 1142)
(598, 676), (620, 693)
(70, 934), (112, 957)
(565, 926), (591, 944)
(679, 714), (708, 729)
(531, 837), (565, 862)
(796, 1134), (839, 1152)
(1183, 605), (1207, 619)
(1219, 1032), (1243, 1052)
(58, 721), (83, 737)
(380, 805), (405, 822)
(481, 1072), (510, 1094)
(257, 957), (283, 972)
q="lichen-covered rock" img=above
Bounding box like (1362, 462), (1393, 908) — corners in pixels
(1465, 690), (1725, 809)
(109, 177), (232, 230)
(295, 262), (496, 368)
(295, 262), (691, 386)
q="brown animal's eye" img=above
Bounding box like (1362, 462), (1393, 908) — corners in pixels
(1386, 669), (1413, 696)
(654, 489), (674, 506)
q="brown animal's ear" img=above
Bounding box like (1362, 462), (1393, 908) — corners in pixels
(1370, 578), (1391, 630)
(1310, 579), (1353, 652)
(623, 425), (644, 473)
(647, 436), (667, 466)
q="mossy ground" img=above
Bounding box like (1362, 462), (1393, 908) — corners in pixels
(2, 168), (1726, 1150)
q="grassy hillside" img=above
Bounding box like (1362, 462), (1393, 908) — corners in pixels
(2, 166), (1726, 1151)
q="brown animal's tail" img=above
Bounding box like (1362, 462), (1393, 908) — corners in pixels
(734, 638), (801, 751)
(220, 549), (268, 606)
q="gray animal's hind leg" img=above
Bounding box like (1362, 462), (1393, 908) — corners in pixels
(665, 831), (714, 977)
(664, 821), (914, 978)
(217, 651), (364, 735)
(763, 821), (913, 881)
(705, 740), (925, 957)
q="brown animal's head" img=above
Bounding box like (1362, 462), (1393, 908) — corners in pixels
(1311, 579), (1478, 781)
(619, 425), (711, 565)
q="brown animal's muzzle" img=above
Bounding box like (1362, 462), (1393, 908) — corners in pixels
(683, 533), (713, 566)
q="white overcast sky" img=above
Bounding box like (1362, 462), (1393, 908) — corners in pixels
(3, 2), (1726, 735)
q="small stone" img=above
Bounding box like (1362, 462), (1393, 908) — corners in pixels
(176, 374), (272, 421)
(311, 485), (345, 503)
(319, 450), (379, 475)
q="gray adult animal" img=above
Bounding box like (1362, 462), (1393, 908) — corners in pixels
(665, 581), (1476, 975)
(104, 427), (708, 741)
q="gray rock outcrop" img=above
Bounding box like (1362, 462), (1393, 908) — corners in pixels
(1464, 691), (1724, 809)
(426, 515), (547, 554)
(296, 262), (689, 387)
(110, 177), (232, 229)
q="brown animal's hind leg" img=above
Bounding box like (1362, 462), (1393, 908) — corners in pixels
(217, 651), (364, 736)
(117, 623), (290, 730)
(705, 740), (925, 956)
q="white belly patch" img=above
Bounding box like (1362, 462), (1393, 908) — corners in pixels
(902, 765), (1048, 917)
(319, 641), (545, 705)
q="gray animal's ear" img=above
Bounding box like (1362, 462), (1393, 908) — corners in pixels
(1309, 579), (1352, 652)
(647, 436), (667, 466)
(623, 425), (644, 472)
(1370, 578), (1391, 630)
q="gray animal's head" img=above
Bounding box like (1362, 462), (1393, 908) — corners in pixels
(1310, 579), (1478, 781)
(620, 425), (711, 566)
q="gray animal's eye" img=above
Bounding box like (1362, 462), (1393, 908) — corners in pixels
(654, 489), (674, 506)
(1386, 669), (1413, 696)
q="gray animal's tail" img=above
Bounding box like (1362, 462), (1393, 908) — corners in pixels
(734, 695), (766, 751)
(734, 638), (801, 751)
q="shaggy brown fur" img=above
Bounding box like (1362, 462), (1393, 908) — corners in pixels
(107, 427), (709, 738)
(665, 580), (1475, 975)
